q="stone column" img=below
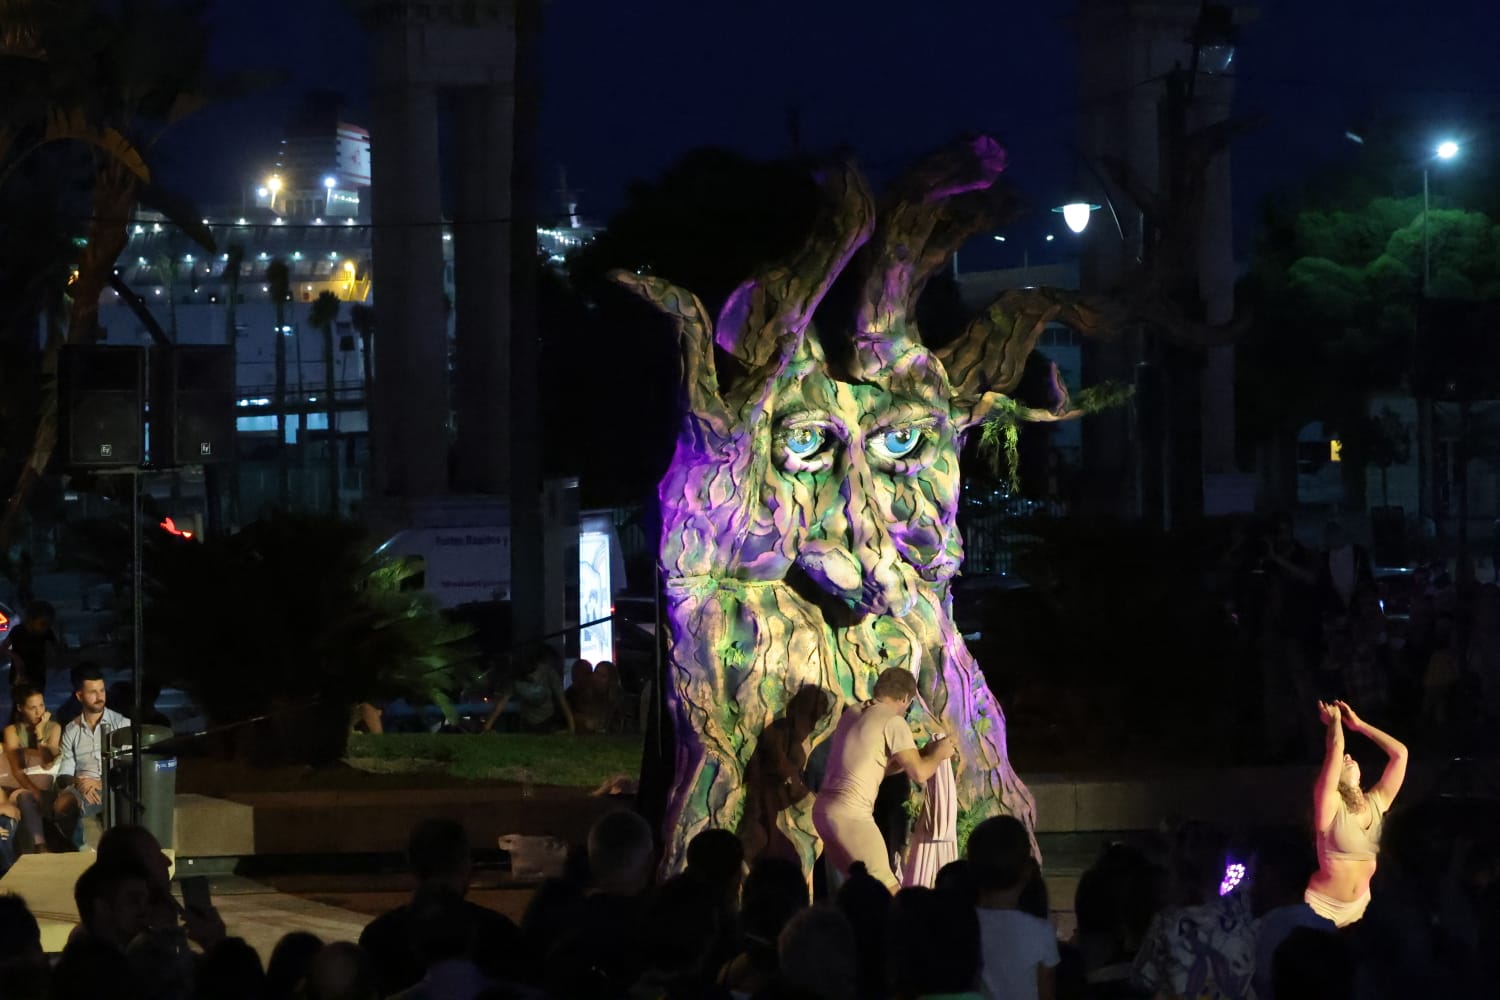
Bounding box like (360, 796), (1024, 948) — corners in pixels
(451, 85), (515, 494)
(367, 82), (448, 498)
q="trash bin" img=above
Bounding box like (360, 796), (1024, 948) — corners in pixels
(107, 724), (177, 848)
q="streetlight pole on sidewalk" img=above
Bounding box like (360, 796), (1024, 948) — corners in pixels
(1424, 140), (1460, 294)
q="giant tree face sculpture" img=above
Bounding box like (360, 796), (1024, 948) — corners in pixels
(768, 341), (962, 618)
(617, 137), (1113, 875)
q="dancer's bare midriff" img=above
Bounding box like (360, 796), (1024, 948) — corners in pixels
(1310, 852), (1377, 901)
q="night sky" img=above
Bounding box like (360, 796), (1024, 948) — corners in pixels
(161, 0), (1497, 270)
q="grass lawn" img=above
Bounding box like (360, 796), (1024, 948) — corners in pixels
(345, 732), (645, 788)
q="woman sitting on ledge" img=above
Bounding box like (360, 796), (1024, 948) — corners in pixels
(1306, 699), (1408, 927)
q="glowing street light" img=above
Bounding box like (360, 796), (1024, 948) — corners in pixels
(1435, 140), (1459, 160)
(1054, 201), (1102, 234)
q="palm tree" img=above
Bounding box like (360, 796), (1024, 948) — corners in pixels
(142, 511), (477, 765)
(308, 290), (341, 514)
(349, 303), (376, 494)
(266, 259), (290, 507)
(0, 0), (237, 549)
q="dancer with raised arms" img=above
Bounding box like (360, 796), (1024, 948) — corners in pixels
(1305, 699), (1408, 927)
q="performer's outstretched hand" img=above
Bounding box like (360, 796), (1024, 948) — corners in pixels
(928, 734), (957, 761)
(1334, 700), (1365, 734)
(1318, 700), (1342, 727)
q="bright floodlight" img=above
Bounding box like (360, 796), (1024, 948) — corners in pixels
(1436, 140), (1459, 160)
(267, 175), (283, 193)
(324, 176), (337, 188)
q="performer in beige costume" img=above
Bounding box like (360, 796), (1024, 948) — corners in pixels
(813, 667), (956, 892)
(1305, 699), (1408, 927)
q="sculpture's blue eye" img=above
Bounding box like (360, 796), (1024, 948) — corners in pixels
(877, 427), (922, 458)
(786, 427), (824, 456)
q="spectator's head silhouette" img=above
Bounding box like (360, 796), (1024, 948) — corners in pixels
(885, 886), (981, 1000)
(196, 936), (266, 1000)
(778, 904), (857, 1000)
(586, 809), (655, 895)
(742, 856), (810, 945)
(265, 931), (323, 1000)
(967, 815), (1035, 897)
(836, 861), (891, 999)
(73, 860), (152, 951)
(303, 941), (379, 1000)
(406, 817), (472, 894)
(685, 827), (745, 906)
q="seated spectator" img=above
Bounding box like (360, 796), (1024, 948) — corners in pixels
(630, 874), (732, 1000)
(966, 816), (1060, 1000)
(719, 856), (810, 998)
(1131, 821), (1255, 1000)
(777, 905), (857, 1000)
(2, 684), (61, 857)
(390, 882), (492, 1000)
(886, 886), (984, 1000)
(835, 862), (892, 1000)
(686, 827), (747, 970)
(127, 930), (195, 1000)
(304, 942), (379, 1000)
(195, 937), (267, 1000)
(52, 664), (129, 849)
(97, 824), (194, 933)
(0, 892), (49, 1000)
(51, 860), (154, 1000)
(1071, 844), (1158, 1000)
(541, 808), (656, 998)
(933, 859), (978, 909)
(265, 931), (323, 1000)
(518, 877), (585, 984)
(359, 817), (521, 996)
(568, 660), (621, 734)
(482, 644), (575, 734)
(1250, 830), (1335, 1000)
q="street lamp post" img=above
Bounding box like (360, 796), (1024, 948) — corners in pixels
(1424, 140), (1460, 294)
(1418, 140), (1460, 538)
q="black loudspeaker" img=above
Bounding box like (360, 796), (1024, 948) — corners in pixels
(59, 346), (145, 468)
(153, 346), (236, 466)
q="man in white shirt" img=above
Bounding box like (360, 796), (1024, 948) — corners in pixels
(813, 666), (955, 892)
(53, 664), (130, 846)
